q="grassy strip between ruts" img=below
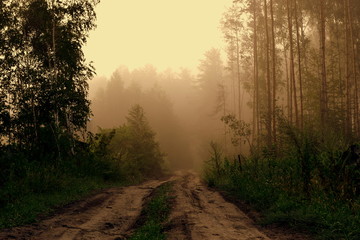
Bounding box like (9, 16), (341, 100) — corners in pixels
(129, 182), (174, 240)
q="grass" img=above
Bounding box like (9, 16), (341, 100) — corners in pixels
(0, 176), (121, 229)
(204, 159), (360, 240)
(129, 182), (174, 240)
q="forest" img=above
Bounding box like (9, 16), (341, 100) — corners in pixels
(204, 0), (360, 239)
(0, 0), (359, 239)
(0, 0), (167, 228)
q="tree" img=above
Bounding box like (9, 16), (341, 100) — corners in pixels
(252, 0), (260, 143)
(319, 0), (328, 128)
(221, 3), (243, 118)
(0, 0), (98, 157)
(270, 0), (277, 142)
(264, 0), (273, 145)
(124, 104), (164, 177)
(294, 0), (304, 129)
(197, 48), (224, 114)
(287, 0), (299, 128)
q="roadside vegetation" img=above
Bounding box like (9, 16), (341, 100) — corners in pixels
(0, 0), (166, 230)
(204, 122), (360, 240)
(129, 182), (174, 240)
(202, 1), (360, 239)
(0, 104), (165, 229)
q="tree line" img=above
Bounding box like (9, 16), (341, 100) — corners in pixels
(0, 0), (167, 228)
(90, 66), (195, 170)
(220, 0), (360, 148)
(203, 1), (360, 238)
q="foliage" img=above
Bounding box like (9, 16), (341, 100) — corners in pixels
(0, 0), (98, 157)
(96, 105), (165, 181)
(203, 142), (224, 183)
(90, 66), (194, 170)
(0, 0), (167, 231)
(204, 124), (360, 239)
(0, 145), (121, 229)
(221, 114), (251, 147)
(0, 0), (105, 228)
(0, 103), (166, 228)
(213, 1), (360, 238)
(0, 175), (111, 229)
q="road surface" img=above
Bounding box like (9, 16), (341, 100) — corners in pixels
(0, 171), (310, 240)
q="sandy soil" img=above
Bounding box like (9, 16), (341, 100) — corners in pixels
(165, 171), (270, 240)
(0, 172), (312, 240)
(0, 179), (171, 240)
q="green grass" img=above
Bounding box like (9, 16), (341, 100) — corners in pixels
(129, 182), (174, 240)
(203, 160), (360, 240)
(0, 176), (121, 229)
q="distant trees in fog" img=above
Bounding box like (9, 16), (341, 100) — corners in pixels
(219, 0), (360, 150)
(90, 66), (195, 170)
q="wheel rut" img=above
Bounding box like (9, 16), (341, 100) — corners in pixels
(0, 172), (277, 240)
(165, 171), (270, 240)
(0, 178), (172, 240)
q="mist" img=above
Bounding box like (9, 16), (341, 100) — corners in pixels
(88, 62), (230, 170)
(1, 0), (359, 238)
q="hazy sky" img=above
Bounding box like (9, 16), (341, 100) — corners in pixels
(83, 0), (232, 78)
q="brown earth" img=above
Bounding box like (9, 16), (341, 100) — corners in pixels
(0, 172), (312, 240)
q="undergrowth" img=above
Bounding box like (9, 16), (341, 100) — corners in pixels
(204, 138), (360, 240)
(0, 176), (114, 228)
(0, 105), (165, 229)
(0, 152), (130, 229)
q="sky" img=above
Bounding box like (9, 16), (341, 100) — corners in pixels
(83, 0), (232, 78)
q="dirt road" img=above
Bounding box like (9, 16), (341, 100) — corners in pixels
(0, 172), (308, 240)
(165, 172), (269, 240)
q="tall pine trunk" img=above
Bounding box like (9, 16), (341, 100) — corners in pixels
(264, 0), (272, 146)
(295, 0), (304, 129)
(253, 0), (260, 144)
(236, 31), (242, 122)
(270, 0), (276, 143)
(348, 0), (359, 136)
(287, 0), (298, 127)
(344, 0), (352, 137)
(319, 0), (328, 128)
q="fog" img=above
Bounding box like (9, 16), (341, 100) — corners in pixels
(85, 1), (241, 170)
(86, 0), (350, 170)
(1, 1), (358, 236)
(88, 60), (251, 170)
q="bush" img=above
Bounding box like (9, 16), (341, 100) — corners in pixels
(97, 104), (165, 181)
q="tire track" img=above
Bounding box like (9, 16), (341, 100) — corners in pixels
(0, 172), (283, 240)
(0, 178), (173, 240)
(165, 171), (270, 240)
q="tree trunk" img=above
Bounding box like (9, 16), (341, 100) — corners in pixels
(270, 0), (276, 143)
(51, 2), (61, 160)
(294, 0), (304, 129)
(283, 42), (291, 122)
(253, 0), (260, 144)
(264, 0), (272, 146)
(348, 0), (359, 136)
(287, 0), (298, 127)
(319, 0), (328, 128)
(335, 17), (345, 136)
(344, 0), (352, 137)
(236, 31), (242, 122)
